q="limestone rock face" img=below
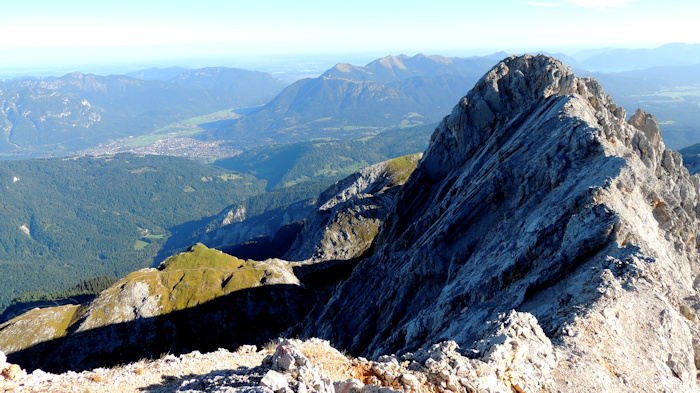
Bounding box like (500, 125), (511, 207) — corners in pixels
(285, 154), (421, 263)
(301, 55), (700, 392)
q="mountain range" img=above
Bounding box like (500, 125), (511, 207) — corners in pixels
(0, 68), (286, 158)
(3, 54), (700, 392)
(200, 54), (494, 145)
(2, 44), (700, 160)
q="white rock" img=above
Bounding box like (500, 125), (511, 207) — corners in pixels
(260, 370), (289, 392)
(334, 378), (364, 393)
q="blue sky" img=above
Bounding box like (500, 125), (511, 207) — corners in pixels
(1, 0), (698, 74)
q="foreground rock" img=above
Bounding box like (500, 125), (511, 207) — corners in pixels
(0, 338), (571, 393)
(300, 55), (700, 391)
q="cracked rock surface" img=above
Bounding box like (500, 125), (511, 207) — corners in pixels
(302, 54), (700, 392)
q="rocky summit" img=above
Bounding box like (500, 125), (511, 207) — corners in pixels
(300, 54), (700, 391)
(3, 54), (700, 392)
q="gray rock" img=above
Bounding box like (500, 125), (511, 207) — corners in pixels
(398, 373), (420, 390)
(260, 370), (289, 392)
(198, 199), (313, 253)
(284, 154), (421, 263)
(334, 379), (364, 393)
(270, 340), (335, 393)
(271, 340), (311, 372)
(301, 54), (700, 392)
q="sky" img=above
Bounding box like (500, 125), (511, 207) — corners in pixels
(1, 0), (699, 76)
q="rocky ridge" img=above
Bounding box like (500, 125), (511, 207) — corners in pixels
(0, 244), (311, 373)
(284, 153), (422, 263)
(0, 335), (576, 393)
(196, 198), (312, 254)
(298, 54), (700, 391)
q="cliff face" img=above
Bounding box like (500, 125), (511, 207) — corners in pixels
(301, 55), (700, 391)
(197, 198), (312, 253)
(284, 153), (421, 263)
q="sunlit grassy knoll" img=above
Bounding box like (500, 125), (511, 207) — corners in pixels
(134, 240), (150, 250)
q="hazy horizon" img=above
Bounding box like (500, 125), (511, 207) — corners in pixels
(1, 42), (695, 80)
(2, 0), (698, 78)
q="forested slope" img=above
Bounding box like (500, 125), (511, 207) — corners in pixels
(0, 154), (264, 312)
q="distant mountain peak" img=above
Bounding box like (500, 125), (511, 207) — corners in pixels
(332, 63), (355, 73)
(377, 55), (409, 70)
(319, 53), (480, 85)
(66, 71), (85, 77)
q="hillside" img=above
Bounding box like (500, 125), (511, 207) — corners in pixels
(215, 122), (435, 190)
(680, 142), (700, 174)
(0, 152), (424, 374)
(0, 122), (435, 317)
(0, 244), (313, 372)
(0, 154), (264, 314)
(200, 54), (493, 144)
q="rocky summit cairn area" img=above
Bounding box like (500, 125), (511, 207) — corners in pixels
(3, 54), (700, 392)
(1, 338), (558, 392)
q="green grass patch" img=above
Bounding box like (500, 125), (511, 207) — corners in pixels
(341, 126), (382, 132)
(123, 109), (244, 148)
(218, 173), (243, 181)
(309, 117), (333, 124)
(283, 176), (312, 188)
(123, 128), (205, 148)
(134, 240), (150, 250)
(386, 153), (422, 185)
(182, 109), (238, 126)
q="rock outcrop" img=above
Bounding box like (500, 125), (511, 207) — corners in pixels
(299, 54), (700, 391)
(0, 244), (312, 372)
(285, 153), (421, 263)
(197, 198), (313, 254)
